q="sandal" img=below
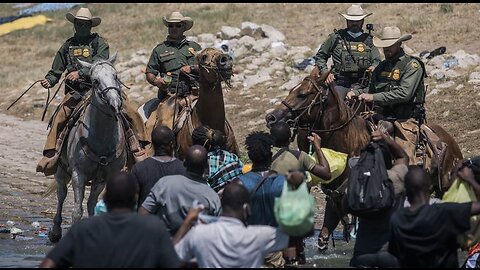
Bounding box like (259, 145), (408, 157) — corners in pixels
(317, 234), (329, 252)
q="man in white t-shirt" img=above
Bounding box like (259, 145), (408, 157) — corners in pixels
(173, 175), (307, 268)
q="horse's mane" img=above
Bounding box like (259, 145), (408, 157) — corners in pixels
(90, 59), (116, 74)
(313, 74), (370, 156)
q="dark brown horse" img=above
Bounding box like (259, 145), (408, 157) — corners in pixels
(265, 67), (463, 251)
(145, 48), (239, 158)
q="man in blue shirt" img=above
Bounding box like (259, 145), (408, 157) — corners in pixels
(235, 131), (288, 267)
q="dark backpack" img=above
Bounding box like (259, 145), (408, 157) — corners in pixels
(345, 142), (394, 218)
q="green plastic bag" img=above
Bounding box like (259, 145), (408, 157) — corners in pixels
(274, 181), (315, 236)
(443, 178), (480, 249)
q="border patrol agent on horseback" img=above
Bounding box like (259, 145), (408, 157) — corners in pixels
(145, 11), (202, 101)
(36, 7), (148, 176)
(347, 26), (426, 122)
(313, 4), (381, 100)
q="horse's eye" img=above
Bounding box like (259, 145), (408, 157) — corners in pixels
(297, 93), (308, 99)
(201, 54), (208, 63)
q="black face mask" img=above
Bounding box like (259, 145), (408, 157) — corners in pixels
(74, 21), (92, 38)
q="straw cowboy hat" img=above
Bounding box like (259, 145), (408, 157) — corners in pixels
(339, 4), (372, 21)
(66, 7), (101, 27)
(373, 26), (412, 48)
(162, 11), (194, 31)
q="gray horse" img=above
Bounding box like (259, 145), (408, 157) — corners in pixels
(48, 53), (128, 243)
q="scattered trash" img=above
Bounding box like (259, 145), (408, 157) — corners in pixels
(420, 46), (447, 60)
(294, 58), (315, 70)
(94, 199), (107, 216)
(428, 46), (446, 59)
(37, 232), (48, 238)
(0, 228), (11, 233)
(444, 58), (459, 69)
(6, 220), (15, 227)
(14, 235), (34, 241)
(10, 227), (23, 235)
(31, 221), (40, 228)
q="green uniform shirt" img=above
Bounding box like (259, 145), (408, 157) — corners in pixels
(45, 33), (109, 92)
(146, 38), (202, 91)
(314, 29), (381, 83)
(353, 49), (426, 119)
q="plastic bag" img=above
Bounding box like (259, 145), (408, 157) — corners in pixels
(274, 181), (315, 236)
(94, 199), (107, 216)
(443, 178), (480, 249)
(308, 148), (348, 185)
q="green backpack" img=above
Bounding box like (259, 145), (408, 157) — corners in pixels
(274, 181), (315, 236)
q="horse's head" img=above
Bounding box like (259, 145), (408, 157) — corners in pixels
(266, 67), (330, 128)
(77, 52), (122, 113)
(197, 47), (233, 85)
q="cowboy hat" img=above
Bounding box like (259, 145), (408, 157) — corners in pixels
(373, 26), (412, 48)
(66, 7), (101, 27)
(339, 4), (372, 21)
(162, 11), (193, 31)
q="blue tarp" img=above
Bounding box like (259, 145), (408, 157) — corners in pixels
(19, 3), (83, 16)
(0, 15), (27, 25)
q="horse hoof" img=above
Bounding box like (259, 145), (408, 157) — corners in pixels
(48, 230), (62, 243)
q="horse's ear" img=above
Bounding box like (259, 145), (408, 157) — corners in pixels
(319, 68), (331, 83)
(108, 51), (118, 65)
(76, 59), (92, 69)
(310, 65), (320, 78)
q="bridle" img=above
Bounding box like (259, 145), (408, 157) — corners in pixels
(282, 77), (363, 138)
(198, 51), (233, 90)
(282, 77), (328, 127)
(89, 61), (122, 118)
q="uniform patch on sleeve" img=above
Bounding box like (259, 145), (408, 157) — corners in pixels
(392, 69), (401, 80)
(411, 61), (419, 69)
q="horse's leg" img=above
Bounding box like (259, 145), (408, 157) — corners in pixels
(318, 195), (344, 251)
(71, 170), (87, 223)
(225, 120), (239, 155)
(87, 182), (105, 216)
(48, 166), (70, 243)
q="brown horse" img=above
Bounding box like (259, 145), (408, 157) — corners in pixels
(145, 48), (239, 158)
(265, 67), (463, 251)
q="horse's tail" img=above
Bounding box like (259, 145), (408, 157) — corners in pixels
(43, 175), (72, 198)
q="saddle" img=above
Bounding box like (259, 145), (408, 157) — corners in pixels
(393, 119), (448, 190)
(52, 91), (145, 170)
(145, 94), (198, 136)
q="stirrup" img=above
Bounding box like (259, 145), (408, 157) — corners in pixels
(132, 148), (147, 163)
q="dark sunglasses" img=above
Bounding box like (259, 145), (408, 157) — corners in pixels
(168, 23), (183, 28)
